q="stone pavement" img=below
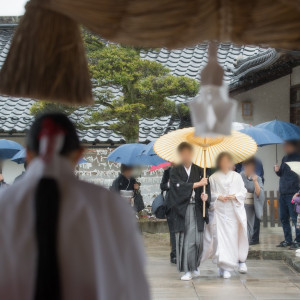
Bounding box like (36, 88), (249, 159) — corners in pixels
(248, 226), (300, 272)
(249, 225), (286, 251)
(144, 230), (300, 300)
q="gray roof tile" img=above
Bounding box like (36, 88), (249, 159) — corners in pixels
(0, 25), (278, 143)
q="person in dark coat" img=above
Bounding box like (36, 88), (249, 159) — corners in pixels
(275, 141), (300, 250)
(168, 142), (210, 281)
(111, 164), (139, 193)
(160, 165), (176, 264)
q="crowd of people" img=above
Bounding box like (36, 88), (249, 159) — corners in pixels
(156, 140), (300, 281)
(0, 112), (299, 299)
(108, 138), (300, 281)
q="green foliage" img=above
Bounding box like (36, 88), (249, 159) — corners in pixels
(86, 34), (199, 142)
(30, 101), (76, 116)
(31, 31), (200, 142)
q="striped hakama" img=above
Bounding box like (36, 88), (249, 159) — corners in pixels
(176, 203), (203, 272)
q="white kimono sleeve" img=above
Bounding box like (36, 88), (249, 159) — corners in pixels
(208, 176), (219, 210)
(234, 173), (247, 206)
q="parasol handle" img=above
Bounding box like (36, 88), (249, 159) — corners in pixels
(203, 148), (207, 218)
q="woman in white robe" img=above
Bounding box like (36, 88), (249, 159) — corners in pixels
(0, 113), (150, 300)
(202, 152), (248, 279)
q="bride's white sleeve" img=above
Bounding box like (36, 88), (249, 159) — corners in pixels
(209, 176), (219, 210)
(234, 173), (247, 206)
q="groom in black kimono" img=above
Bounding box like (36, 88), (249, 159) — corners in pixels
(168, 142), (210, 281)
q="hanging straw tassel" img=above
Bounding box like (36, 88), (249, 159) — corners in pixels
(0, 1), (93, 105)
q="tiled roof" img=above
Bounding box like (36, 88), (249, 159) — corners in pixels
(0, 95), (34, 133)
(139, 117), (180, 143)
(0, 27), (12, 69)
(0, 25), (278, 143)
(140, 44), (278, 85)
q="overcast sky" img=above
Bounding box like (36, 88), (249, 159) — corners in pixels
(1, 0), (27, 16)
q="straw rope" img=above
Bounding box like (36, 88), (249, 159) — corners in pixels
(1, 0), (300, 104)
(48, 0), (300, 49)
(0, 1), (92, 105)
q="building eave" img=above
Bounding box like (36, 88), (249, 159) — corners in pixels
(230, 55), (300, 96)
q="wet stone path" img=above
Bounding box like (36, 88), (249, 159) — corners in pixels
(144, 234), (300, 300)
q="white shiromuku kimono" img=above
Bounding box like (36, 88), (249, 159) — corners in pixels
(0, 157), (150, 300)
(202, 171), (248, 271)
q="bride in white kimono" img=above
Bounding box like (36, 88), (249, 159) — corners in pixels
(202, 152), (248, 279)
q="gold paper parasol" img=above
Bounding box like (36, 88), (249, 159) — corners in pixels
(154, 128), (257, 216)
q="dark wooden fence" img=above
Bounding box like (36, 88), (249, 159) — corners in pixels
(262, 191), (281, 227)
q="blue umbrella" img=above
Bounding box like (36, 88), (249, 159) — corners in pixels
(256, 120), (300, 141)
(142, 141), (156, 156)
(78, 158), (88, 164)
(137, 153), (167, 166)
(11, 148), (26, 164)
(107, 143), (147, 165)
(0, 139), (24, 160)
(137, 141), (168, 166)
(256, 120), (300, 163)
(240, 127), (284, 147)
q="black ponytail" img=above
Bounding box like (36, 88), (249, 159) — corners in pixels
(34, 178), (61, 300)
(28, 113), (80, 300)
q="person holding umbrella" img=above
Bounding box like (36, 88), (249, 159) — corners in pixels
(110, 164), (145, 212)
(111, 164), (139, 193)
(168, 142), (210, 281)
(154, 127), (257, 280)
(239, 125), (285, 245)
(275, 141), (300, 250)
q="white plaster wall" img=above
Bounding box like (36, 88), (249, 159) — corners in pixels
(234, 75), (291, 193)
(2, 160), (25, 184)
(291, 65), (300, 87)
